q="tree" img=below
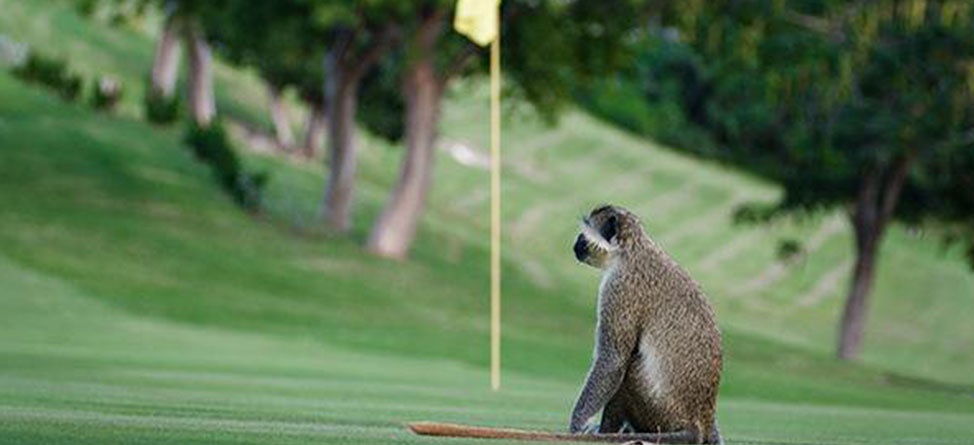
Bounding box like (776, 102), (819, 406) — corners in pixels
(265, 82), (296, 150)
(139, 0), (215, 126)
(319, 19), (398, 232)
(183, 15), (215, 127)
(199, 1), (326, 153)
(76, 0), (216, 125)
(365, 5), (456, 258)
(652, 0), (974, 359)
(200, 2), (399, 231)
(297, 76), (328, 159)
(150, 1), (181, 101)
(367, 0), (644, 258)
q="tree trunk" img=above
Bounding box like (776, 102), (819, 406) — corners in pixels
(367, 54), (442, 258)
(185, 24), (215, 127)
(320, 69), (359, 232)
(835, 154), (913, 360)
(302, 102), (327, 159)
(150, 13), (181, 98)
(837, 216), (880, 360)
(317, 28), (394, 232)
(266, 84), (294, 151)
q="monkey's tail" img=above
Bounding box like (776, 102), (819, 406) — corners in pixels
(407, 421), (714, 444)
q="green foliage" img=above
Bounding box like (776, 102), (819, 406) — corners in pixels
(198, 0), (335, 133)
(200, 0), (326, 91)
(732, 202), (781, 225)
(589, 2), (974, 265)
(575, 34), (718, 154)
(143, 83), (180, 124)
(74, 0), (149, 22)
(501, 0), (644, 123)
(679, 4), (974, 200)
(358, 56), (404, 142)
(11, 51), (83, 101)
(776, 238), (805, 263)
(183, 121), (266, 212)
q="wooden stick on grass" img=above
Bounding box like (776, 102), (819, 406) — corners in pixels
(407, 422), (662, 443)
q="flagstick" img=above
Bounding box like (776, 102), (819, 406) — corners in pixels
(489, 28), (502, 391)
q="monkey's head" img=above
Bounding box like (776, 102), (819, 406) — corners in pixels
(573, 205), (642, 268)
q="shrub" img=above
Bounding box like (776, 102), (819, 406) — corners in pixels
(144, 85), (181, 124)
(574, 34), (720, 158)
(90, 76), (123, 112)
(183, 122), (266, 212)
(59, 74), (83, 101)
(776, 239), (806, 263)
(11, 51), (83, 101)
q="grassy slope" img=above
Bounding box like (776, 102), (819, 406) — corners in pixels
(1, 1), (973, 443)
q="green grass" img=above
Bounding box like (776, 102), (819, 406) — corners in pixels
(1, 1), (974, 443)
(2, 254), (974, 445)
(4, 254), (973, 445)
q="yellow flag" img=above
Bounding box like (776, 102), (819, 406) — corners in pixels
(454, 0), (500, 46)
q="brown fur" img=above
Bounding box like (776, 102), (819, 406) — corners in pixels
(570, 205), (723, 444)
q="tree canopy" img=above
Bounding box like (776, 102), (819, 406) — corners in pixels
(633, 0), (974, 359)
(200, 1), (325, 100)
(659, 0), (974, 256)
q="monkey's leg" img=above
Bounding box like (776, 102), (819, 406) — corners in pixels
(706, 420), (723, 445)
(618, 411), (711, 444)
(598, 393), (629, 433)
(617, 430), (699, 444)
(622, 423), (721, 444)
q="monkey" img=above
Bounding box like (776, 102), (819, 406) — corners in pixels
(569, 204), (724, 445)
(407, 205), (723, 444)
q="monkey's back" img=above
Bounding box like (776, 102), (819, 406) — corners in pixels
(617, 245), (723, 437)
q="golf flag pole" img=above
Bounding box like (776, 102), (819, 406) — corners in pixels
(454, 0), (502, 391)
(489, 31), (501, 392)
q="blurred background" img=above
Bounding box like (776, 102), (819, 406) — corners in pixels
(0, 0), (972, 444)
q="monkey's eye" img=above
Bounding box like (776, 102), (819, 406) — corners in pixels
(600, 215), (618, 242)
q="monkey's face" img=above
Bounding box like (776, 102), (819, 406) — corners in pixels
(573, 206), (620, 269)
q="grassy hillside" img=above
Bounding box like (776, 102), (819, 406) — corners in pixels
(1, 1), (973, 443)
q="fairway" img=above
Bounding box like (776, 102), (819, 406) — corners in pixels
(2, 1), (974, 444)
(3, 256), (974, 444)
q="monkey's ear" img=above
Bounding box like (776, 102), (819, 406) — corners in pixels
(600, 215), (618, 243)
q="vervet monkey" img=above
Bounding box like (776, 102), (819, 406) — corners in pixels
(570, 205), (723, 445)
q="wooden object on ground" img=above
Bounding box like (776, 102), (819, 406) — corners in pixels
(407, 422), (660, 443)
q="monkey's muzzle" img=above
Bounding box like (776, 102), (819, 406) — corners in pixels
(573, 234), (588, 262)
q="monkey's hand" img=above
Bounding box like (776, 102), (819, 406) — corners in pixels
(568, 419), (589, 434)
(568, 419), (600, 434)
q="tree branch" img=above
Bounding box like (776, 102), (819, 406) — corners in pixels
(348, 24), (399, 82)
(783, 10), (836, 37)
(852, 164), (881, 248)
(439, 42), (480, 87)
(782, 0), (873, 43)
(877, 151), (916, 229)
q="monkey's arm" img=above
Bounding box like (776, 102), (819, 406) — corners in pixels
(569, 351), (627, 432)
(569, 302), (637, 433)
